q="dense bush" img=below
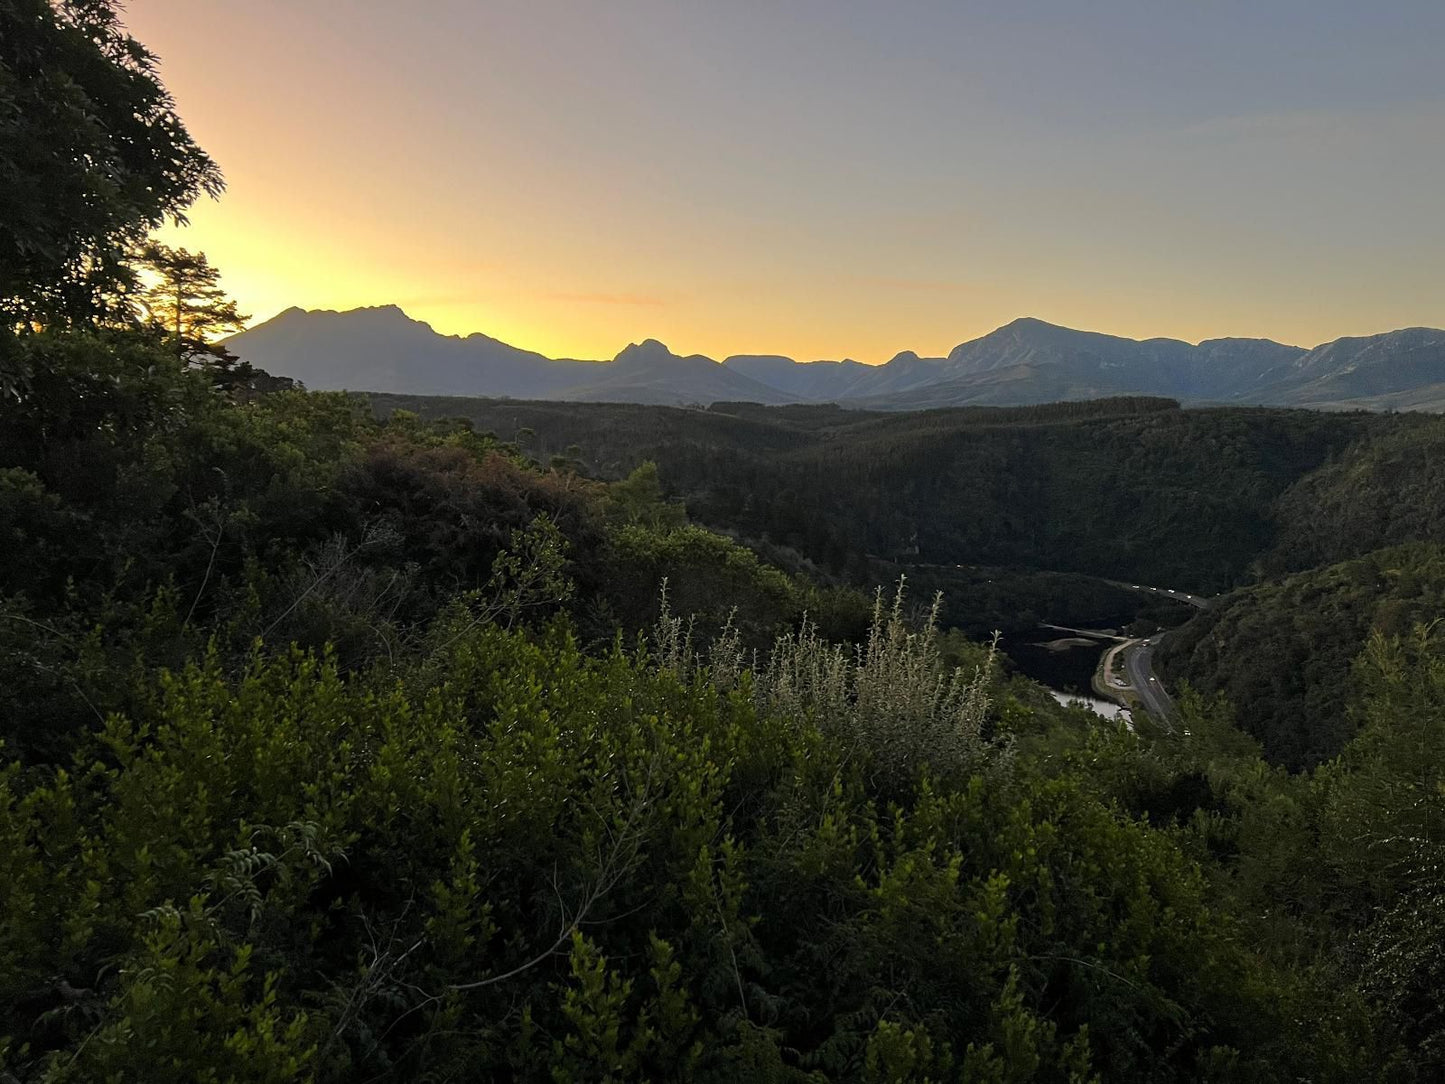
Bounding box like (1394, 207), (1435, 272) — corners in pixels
(1, 601), (1291, 1081)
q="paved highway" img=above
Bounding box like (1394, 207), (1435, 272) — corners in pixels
(1103, 580), (1212, 611)
(901, 562), (1215, 613)
(1123, 638), (1178, 729)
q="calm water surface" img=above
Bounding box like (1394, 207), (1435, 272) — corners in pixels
(1002, 624), (1133, 723)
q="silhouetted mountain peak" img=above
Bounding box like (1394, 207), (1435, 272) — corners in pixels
(615, 338), (671, 362)
(252, 303), (435, 334)
(1198, 336), (1297, 349)
(226, 305), (1445, 411)
(999, 316), (1057, 333)
(331, 303), (417, 325)
(614, 339), (723, 369)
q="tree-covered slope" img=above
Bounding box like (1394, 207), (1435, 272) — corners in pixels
(12, 325), (1445, 1079)
(1267, 415), (1445, 574)
(1, 328), (1320, 1081)
(370, 394), (1384, 592)
(1158, 543), (1445, 769)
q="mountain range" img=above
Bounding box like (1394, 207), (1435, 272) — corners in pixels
(226, 306), (1445, 411)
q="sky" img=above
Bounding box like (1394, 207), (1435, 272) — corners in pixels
(125, 0), (1445, 363)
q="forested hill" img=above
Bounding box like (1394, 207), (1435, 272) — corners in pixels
(370, 395), (1445, 775)
(1157, 418), (1445, 769)
(368, 393), (1413, 593)
(1159, 543), (1445, 770)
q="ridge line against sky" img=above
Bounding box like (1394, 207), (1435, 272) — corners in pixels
(126, 0), (1445, 365)
(264, 303), (1323, 364)
(254, 305), (1445, 367)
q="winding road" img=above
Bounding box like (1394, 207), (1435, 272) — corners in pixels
(1087, 582), (1214, 730)
(1103, 579), (1211, 612)
(1122, 638), (1179, 730)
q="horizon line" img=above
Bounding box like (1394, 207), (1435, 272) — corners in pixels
(235, 303), (1445, 366)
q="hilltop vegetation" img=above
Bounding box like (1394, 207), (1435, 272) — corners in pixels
(1150, 416), (1445, 770)
(1266, 418), (1445, 574)
(372, 392), (1445, 777)
(0, 328), (1294, 1080)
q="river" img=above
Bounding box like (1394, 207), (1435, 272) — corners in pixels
(1001, 626), (1133, 723)
(1002, 631), (1110, 694)
(1048, 690), (1133, 723)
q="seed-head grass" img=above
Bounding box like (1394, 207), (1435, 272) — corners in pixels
(653, 577), (1000, 788)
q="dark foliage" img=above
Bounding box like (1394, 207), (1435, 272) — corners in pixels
(0, 0), (222, 325)
(370, 394), (1384, 593)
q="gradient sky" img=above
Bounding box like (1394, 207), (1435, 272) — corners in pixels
(125, 0), (1445, 363)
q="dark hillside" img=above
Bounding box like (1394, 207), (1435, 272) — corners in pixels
(369, 394), (1382, 592)
(1158, 542), (1445, 769)
(1267, 415), (1445, 574)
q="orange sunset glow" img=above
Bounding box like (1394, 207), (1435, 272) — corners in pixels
(126, 0), (1444, 361)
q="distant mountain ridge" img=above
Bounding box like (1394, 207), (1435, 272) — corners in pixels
(225, 306), (1445, 411)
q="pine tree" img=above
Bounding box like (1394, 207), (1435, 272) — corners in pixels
(136, 243), (256, 387)
(137, 244), (248, 352)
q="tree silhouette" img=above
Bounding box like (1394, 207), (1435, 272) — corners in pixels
(137, 243), (249, 358)
(0, 0), (222, 327)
